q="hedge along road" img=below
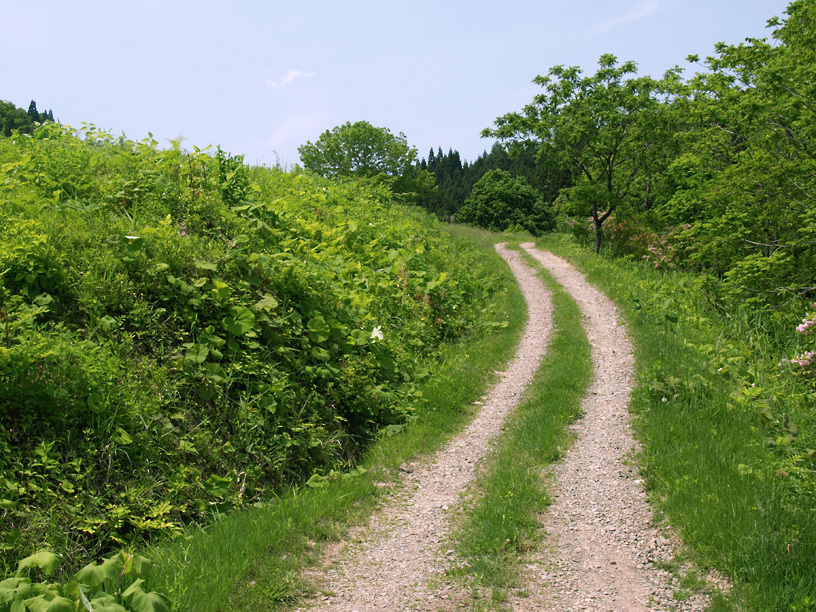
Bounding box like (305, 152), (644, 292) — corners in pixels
(294, 243), (720, 611)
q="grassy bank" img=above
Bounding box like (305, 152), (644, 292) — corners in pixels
(0, 124), (518, 579)
(537, 234), (816, 611)
(145, 226), (528, 611)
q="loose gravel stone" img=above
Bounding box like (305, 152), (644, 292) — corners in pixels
(294, 243), (727, 612)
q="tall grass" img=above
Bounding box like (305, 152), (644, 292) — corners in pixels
(538, 234), (816, 611)
(147, 225), (528, 611)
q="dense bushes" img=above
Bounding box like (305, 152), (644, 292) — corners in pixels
(455, 169), (554, 235)
(0, 124), (499, 573)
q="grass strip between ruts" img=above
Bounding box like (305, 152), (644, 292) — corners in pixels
(145, 226), (528, 612)
(450, 242), (592, 608)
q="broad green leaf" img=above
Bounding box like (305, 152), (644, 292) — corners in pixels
(121, 553), (153, 579)
(16, 551), (61, 577)
(311, 346), (331, 361)
(201, 474), (231, 498)
(178, 440), (197, 455)
(305, 473), (327, 488)
(185, 343), (209, 364)
(112, 428), (133, 445)
(88, 594), (127, 612)
(0, 577), (32, 604)
(210, 280), (231, 303)
(21, 594), (74, 612)
(254, 294), (279, 311)
(75, 555), (123, 588)
(307, 316), (330, 343)
(194, 260), (218, 271)
(223, 306), (256, 336)
(99, 315), (118, 331)
(122, 580), (169, 612)
(123, 236), (144, 252)
(33, 294), (53, 307)
(203, 362), (226, 383)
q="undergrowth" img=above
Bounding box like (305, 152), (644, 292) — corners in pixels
(145, 225), (527, 611)
(0, 125), (510, 584)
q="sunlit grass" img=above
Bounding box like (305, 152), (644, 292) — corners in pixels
(538, 233), (816, 611)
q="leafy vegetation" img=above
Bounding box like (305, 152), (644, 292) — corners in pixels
(486, 54), (668, 254)
(483, 0), (814, 309)
(297, 120), (435, 205)
(1, 550), (167, 612)
(415, 144), (571, 222)
(145, 225), (527, 612)
(0, 122), (504, 577)
(455, 170), (554, 235)
(0, 100), (53, 137)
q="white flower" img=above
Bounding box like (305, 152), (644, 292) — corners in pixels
(662, 397), (668, 403)
(370, 326), (383, 342)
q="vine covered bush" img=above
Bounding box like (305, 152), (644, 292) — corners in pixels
(0, 123), (500, 574)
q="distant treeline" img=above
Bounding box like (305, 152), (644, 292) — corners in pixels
(415, 143), (570, 222)
(0, 99), (54, 137)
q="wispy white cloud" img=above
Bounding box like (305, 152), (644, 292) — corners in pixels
(586, 0), (663, 37)
(265, 69), (316, 88)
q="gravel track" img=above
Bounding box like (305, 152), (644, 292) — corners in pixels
(515, 243), (713, 611)
(295, 243), (721, 612)
(295, 243), (553, 612)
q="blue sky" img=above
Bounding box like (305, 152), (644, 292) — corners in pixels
(1, 0), (791, 167)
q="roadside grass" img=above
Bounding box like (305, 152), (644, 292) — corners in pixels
(537, 234), (816, 611)
(146, 225), (528, 612)
(450, 242), (592, 608)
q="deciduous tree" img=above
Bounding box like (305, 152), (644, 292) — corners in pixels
(299, 121), (416, 179)
(456, 169), (553, 235)
(485, 54), (668, 253)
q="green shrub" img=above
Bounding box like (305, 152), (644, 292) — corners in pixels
(0, 124), (498, 575)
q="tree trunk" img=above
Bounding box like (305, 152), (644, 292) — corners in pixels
(594, 218), (603, 254)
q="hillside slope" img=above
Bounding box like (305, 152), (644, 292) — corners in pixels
(0, 124), (501, 573)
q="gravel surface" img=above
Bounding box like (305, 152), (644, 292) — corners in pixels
(295, 243), (725, 612)
(515, 244), (716, 611)
(295, 243), (553, 612)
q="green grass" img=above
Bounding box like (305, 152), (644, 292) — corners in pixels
(536, 234), (816, 611)
(145, 225), (528, 611)
(450, 242), (592, 607)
